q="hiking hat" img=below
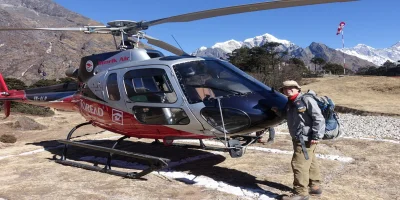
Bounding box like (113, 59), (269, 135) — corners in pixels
(279, 80), (301, 93)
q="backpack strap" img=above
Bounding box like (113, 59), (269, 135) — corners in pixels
(297, 94), (317, 160)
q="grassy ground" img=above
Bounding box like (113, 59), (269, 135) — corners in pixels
(301, 76), (400, 116)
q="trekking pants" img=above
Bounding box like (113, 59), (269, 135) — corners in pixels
(291, 141), (321, 195)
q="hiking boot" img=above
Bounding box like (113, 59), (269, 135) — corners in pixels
(280, 194), (309, 200)
(266, 138), (274, 144)
(309, 186), (322, 196)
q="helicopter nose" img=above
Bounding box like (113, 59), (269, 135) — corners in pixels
(201, 90), (287, 135)
(201, 106), (251, 134)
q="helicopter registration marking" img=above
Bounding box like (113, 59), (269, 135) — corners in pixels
(80, 100), (104, 117)
(33, 96), (47, 101)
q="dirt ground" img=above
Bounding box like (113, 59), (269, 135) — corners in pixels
(301, 76), (400, 116)
(1, 76), (399, 200)
(0, 110), (399, 200)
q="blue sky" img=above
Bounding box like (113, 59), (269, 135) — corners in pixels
(53, 0), (399, 55)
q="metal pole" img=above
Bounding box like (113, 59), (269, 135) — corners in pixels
(216, 97), (227, 144)
(342, 30), (346, 75)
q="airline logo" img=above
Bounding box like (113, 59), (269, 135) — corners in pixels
(112, 109), (123, 125)
(86, 60), (94, 72)
(80, 100), (104, 117)
(98, 56), (130, 66)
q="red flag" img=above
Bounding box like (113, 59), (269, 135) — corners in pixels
(336, 22), (345, 35)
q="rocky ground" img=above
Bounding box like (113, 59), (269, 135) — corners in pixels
(275, 113), (400, 141)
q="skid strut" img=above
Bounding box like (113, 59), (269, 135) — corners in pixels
(56, 122), (170, 179)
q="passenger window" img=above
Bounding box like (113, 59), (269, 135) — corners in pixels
(106, 73), (120, 101)
(133, 106), (189, 125)
(124, 68), (177, 103)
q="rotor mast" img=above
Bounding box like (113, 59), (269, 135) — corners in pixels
(107, 20), (144, 51)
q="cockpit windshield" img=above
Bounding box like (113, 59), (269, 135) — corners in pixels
(173, 60), (267, 104)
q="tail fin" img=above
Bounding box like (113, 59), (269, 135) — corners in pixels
(0, 73), (8, 93)
(0, 73), (11, 118)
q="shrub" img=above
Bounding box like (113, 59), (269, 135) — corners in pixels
(11, 103), (54, 117)
(0, 134), (17, 143)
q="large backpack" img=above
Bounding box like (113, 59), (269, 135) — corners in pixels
(301, 91), (343, 140)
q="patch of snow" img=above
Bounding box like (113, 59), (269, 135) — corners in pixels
(211, 39), (243, 53)
(343, 137), (400, 144)
(244, 33), (291, 48)
(199, 46), (207, 51)
(81, 155), (278, 200)
(46, 42), (52, 54)
(21, 65), (34, 76)
(0, 155), (13, 160)
(178, 139), (354, 163)
(19, 148), (46, 156)
(0, 135), (121, 161)
(0, 4), (15, 8)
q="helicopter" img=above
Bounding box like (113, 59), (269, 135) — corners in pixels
(0, 0), (354, 178)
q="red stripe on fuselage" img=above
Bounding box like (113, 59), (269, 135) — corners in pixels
(77, 97), (211, 140)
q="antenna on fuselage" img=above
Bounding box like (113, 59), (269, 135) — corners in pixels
(171, 35), (187, 55)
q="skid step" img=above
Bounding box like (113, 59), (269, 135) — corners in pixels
(55, 160), (154, 179)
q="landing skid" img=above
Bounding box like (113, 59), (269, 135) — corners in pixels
(55, 122), (170, 179)
(172, 137), (259, 158)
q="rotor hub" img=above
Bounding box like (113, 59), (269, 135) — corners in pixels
(107, 20), (137, 27)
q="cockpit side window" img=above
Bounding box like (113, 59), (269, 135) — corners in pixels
(123, 68), (177, 103)
(106, 73), (120, 101)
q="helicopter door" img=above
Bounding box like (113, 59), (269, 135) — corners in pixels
(121, 65), (205, 136)
(103, 71), (137, 132)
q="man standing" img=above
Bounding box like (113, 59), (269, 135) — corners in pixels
(255, 127), (275, 144)
(273, 80), (324, 200)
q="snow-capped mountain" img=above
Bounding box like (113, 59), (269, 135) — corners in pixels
(211, 40), (243, 53)
(338, 42), (400, 66)
(192, 33), (301, 59)
(243, 33), (291, 48)
(192, 33), (377, 71)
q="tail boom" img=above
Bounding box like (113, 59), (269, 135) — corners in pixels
(0, 74), (79, 117)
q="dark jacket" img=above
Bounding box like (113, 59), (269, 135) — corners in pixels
(284, 91), (325, 142)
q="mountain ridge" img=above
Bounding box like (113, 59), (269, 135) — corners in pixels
(0, 0), (116, 84)
(192, 33), (379, 71)
(338, 42), (400, 66)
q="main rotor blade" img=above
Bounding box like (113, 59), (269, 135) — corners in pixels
(146, 0), (356, 26)
(0, 26), (114, 33)
(143, 35), (187, 56)
(0, 27), (89, 31)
